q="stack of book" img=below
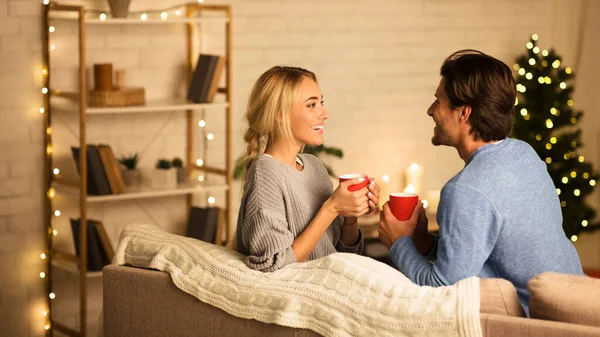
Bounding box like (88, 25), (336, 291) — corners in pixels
(70, 218), (115, 271)
(71, 144), (126, 195)
(187, 54), (226, 103)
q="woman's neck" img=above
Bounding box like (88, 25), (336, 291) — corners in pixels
(264, 138), (302, 168)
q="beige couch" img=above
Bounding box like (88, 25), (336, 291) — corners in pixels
(103, 265), (600, 337)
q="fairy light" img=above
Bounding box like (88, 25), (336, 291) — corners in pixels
(53, 168), (60, 175)
(590, 180), (596, 186)
(141, 13), (148, 21)
(40, 253), (46, 260)
(552, 60), (561, 68)
(578, 156), (584, 163)
(44, 324), (50, 331)
(43, 310), (48, 317)
(538, 77), (544, 84)
(40, 272), (46, 278)
(514, 97), (519, 106)
(544, 76), (551, 84)
(383, 175), (390, 182)
(532, 33), (538, 41)
(550, 137), (557, 144)
(198, 120), (206, 127)
(528, 58), (536, 65)
(196, 159), (204, 166)
(525, 73), (532, 80)
(570, 117), (577, 124)
(545, 157), (552, 164)
(46, 145), (52, 155)
(533, 46), (540, 54)
(52, 229), (58, 236)
(49, 293), (55, 300)
(564, 153), (570, 160)
(582, 220), (588, 227)
(42, 87), (48, 94)
(520, 108), (527, 116)
(42, 68), (48, 75)
(542, 50), (548, 56)
(175, 9), (182, 16)
(161, 12), (168, 20)
(49, 26), (55, 33)
(39, 108), (45, 114)
(560, 82), (566, 89)
(556, 188), (561, 195)
(542, 60), (548, 67)
(550, 107), (558, 115)
(43, 0), (49, 5)
(570, 171), (577, 178)
(518, 68), (525, 75)
(568, 99), (574, 106)
(197, 175), (205, 182)
(524, 114), (530, 120)
(535, 134), (542, 141)
(571, 235), (578, 242)
(584, 173), (590, 179)
(562, 177), (568, 184)
(545, 143), (552, 150)
(526, 42), (533, 49)
(198, 0), (205, 3)
(54, 210), (61, 216)
(561, 201), (567, 207)
(50, 44), (56, 51)
(565, 67), (572, 74)
(46, 127), (51, 135)
(571, 141), (577, 148)
(47, 188), (55, 198)
(208, 196), (215, 204)
(574, 189), (580, 196)
(546, 119), (553, 128)
(207, 133), (214, 140)
(100, 13), (107, 21)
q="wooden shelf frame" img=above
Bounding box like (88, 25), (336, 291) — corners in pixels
(42, 3), (233, 336)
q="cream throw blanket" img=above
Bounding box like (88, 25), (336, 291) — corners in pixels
(114, 224), (482, 337)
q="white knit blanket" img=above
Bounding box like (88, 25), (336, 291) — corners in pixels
(114, 224), (482, 337)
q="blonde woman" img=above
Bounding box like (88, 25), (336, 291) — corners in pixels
(236, 66), (380, 272)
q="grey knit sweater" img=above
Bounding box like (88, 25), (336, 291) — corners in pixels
(236, 153), (364, 272)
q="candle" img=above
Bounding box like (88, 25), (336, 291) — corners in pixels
(404, 163), (424, 196)
(379, 174), (390, 209)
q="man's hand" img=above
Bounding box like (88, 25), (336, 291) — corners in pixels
(378, 200), (422, 249)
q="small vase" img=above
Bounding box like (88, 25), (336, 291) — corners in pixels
(149, 169), (177, 189)
(176, 167), (189, 184)
(121, 169), (141, 187)
(107, 0), (131, 18)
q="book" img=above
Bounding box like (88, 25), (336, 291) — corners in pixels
(206, 56), (225, 102)
(98, 144), (126, 193)
(187, 54), (221, 103)
(185, 207), (220, 244)
(93, 221), (115, 263)
(70, 218), (107, 271)
(71, 145), (112, 195)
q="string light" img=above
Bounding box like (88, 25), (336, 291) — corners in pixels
(571, 235), (578, 242)
(198, 120), (206, 127)
(196, 159), (204, 166)
(42, 68), (48, 75)
(39, 108), (45, 114)
(528, 58), (536, 65)
(53, 168), (60, 175)
(561, 201), (567, 207)
(141, 13), (148, 21)
(542, 60), (548, 67)
(556, 188), (561, 195)
(545, 119), (553, 128)
(40, 253), (46, 260)
(197, 175), (205, 182)
(570, 117), (577, 124)
(552, 60), (561, 68)
(567, 99), (574, 106)
(564, 153), (570, 160)
(560, 82), (566, 89)
(584, 173), (590, 179)
(47, 188), (55, 198)
(46, 127), (51, 135)
(544, 76), (551, 84)
(582, 220), (588, 227)
(44, 324), (50, 331)
(533, 47), (540, 54)
(46, 145), (52, 155)
(574, 189), (580, 196)
(49, 26), (55, 33)
(40, 272), (46, 278)
(542, 50), (548, 56)
(43, 310), (48, 317)
(43, 0), (49, 5)
(523, 114), (530, 120)
(100, 13), (107, 21)
(545, 157), (552, 164)
(518, 68), (525, 75)
(208, 196), (215, 204)
(198, 0), (204, 3)
(520, 108), (527, 116)
(578, 156), (584, 163)
(532, 33), (538, 41)
(535, 134), (542, 141)
(538, 77), (544, 84)
(565, 67), (572, 74)
(52, 229), (58, 236)
(207, 133), (214, 140)
(590, 180), (596, 186)
(570, 171), (577, 178)
(161, 12), (168, 20)
(550, 108), (558, 115)
(383, 175), (390, 182)
(50, 44), (56, 51)
(545, 143), (552, 150)
(175, 9), (182, 16)
(562, 177), (568, 184)
(54, 210), (61, 216)
(571, 141), (577, 147)
(42, 87), (48, 94)
(49, 293), (55, 299)
(550, 137), (557, 144)
(526, 42), (533, 49)
(525, 73), (532, 80)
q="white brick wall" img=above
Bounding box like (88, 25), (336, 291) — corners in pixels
(2, 0), (599, 336)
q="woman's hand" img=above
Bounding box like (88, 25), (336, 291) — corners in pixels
(330, 178), (370, 218)
(366, 178), (380, 214)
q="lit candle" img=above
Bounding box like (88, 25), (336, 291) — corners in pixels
(404, 163), (424, 196)
(379, 174), (390, 209)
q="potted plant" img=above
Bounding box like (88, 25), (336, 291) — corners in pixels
(150, 158), (176, 189)
(172, 157), (188, 184)
(118, 153), (141, 187)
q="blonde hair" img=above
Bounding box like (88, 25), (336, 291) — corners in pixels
(242, 66), (317, 188)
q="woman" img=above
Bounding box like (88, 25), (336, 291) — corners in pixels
(236, 66), (380, 272)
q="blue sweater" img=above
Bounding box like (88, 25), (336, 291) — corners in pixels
(390, 138), (583, 315)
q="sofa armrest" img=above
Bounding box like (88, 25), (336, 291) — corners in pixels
(480, 313), (600, 337)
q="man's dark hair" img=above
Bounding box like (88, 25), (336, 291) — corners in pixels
(441, 49), (516, 141)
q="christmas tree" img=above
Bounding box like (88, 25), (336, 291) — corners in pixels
(511, 33), (599, 241)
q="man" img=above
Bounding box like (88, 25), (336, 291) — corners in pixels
(378, 49), (583, 315)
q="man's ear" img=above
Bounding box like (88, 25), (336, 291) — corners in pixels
(460, 105), (472, 124)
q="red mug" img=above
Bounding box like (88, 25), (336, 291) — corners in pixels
(339, 173), (369, 192)
(389, 192), (418, 221)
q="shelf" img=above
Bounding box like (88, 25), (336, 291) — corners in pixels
(50, 92), (229, 115)
(48, 11), (229, 24)
(51, 258), (103, 278)
(53, 180), (229, 203)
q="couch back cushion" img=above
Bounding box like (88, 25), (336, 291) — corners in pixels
(479, 278), (525, 317)
(529, 272), (600, 327)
